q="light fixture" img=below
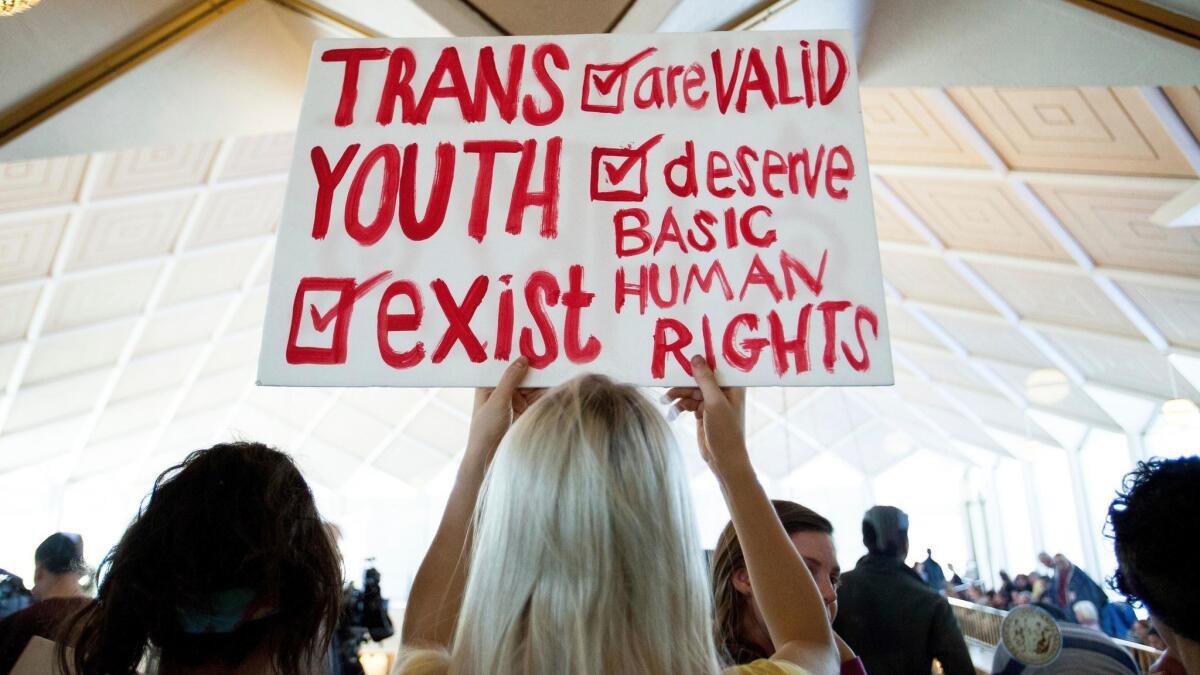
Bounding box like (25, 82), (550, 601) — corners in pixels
(1025, 368), (1070, 405)
(0, 0), (43, 17)
(1161, 398), (1200, 427)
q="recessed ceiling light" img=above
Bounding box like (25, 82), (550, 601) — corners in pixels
(1025, 368), (1070, 405)
(1161, 398), (1200, 427)
(0, 0), (43, 17)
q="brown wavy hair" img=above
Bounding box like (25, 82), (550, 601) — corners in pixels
(59, 442), (342, 674)
(711, 500), (832, 665)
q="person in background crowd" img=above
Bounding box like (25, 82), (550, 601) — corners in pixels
(1029, 572), (1049, 601)
(1048, 553), (1108, 621)
(1129, 620), (1152, 645)
(395, 358), (840, 675)
(991, 621), (1139, 674)
(947, 564), (963, 587)
(1012, 574), (1032, 595)
(833, 506), (973, 675)
(0, 533), (91, 673)
(998, 570), (1015, 607)
(1012, 591), (1033, 607)
(1037, 552), (1055, 573)
(1109, 457), (1200, 675)
(922, 549), (946, 594)
(712, 500), (866, 674)
(1074, 600), (1101, 631)
(1100, 601), (1137, 640)
(58, 442), (343, 675)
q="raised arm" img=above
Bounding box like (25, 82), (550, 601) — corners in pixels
(672, 356), (839, 675)
(401, 358), (533, 648)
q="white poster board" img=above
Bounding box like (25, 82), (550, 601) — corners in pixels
(258, 31), (893, 387)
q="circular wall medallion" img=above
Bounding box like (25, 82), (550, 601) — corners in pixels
(1002, 605), (1063, 666)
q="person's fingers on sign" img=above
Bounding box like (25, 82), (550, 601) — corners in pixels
(467, 357), (534, 469)
(665, 356), (748, 471)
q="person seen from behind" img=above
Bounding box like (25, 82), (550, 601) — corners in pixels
(58, 441), (343, 675)
(395, 356), (840, 675)
(711, 500), (866, 674)
(832, 506), (973, 675)
(0, 533), (91, 673)
(1108, 456), (1200, 675)
(922, 548), (946, 594)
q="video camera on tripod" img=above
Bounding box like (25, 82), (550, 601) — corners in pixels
(335, 561), (395, 675)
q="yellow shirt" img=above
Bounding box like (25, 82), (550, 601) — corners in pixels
(727, 659), (811, 675)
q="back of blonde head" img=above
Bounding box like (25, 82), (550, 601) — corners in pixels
(400, 374), (722, 675)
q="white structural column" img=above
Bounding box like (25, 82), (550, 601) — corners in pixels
(1063, 430), (1104, 582)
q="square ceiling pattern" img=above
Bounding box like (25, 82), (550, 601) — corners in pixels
(0, 86), (1198, 493)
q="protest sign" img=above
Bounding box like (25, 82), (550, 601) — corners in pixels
(258, 31), (893, 386)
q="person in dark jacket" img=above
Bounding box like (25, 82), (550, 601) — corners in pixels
(833, 506), (974, 675)
(1048, 553), (1108, 621)
(0, 533), (92, 674)
(923, 548), (946, 594)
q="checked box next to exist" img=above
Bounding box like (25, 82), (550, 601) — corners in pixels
(580, 46), (658, 114)
(590, 134), (666, 202)
(285, 271), (391, 365)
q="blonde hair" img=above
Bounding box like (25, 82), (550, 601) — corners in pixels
(398, 374), (722, 675)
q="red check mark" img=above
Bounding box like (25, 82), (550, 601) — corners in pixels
(601, 134), (664, 185)
(590, 46), (658, 95)
(309, 271), (391, 332)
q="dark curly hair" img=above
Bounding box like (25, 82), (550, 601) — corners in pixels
(60, 442), (342, 674)
(1107, 456), (1200, 643)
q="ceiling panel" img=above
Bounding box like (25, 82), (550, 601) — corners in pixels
(884, 176), (1071, 260)
(1117, 278), (1200, 352)
(1041, 327), (1200, 400)
(66, 195), (193, 271)
(373, 436), (454, 488)
(135, 296), (226, 356)
(89, 141), (218, 199)
(0, 213), (67, 283)
(294, 437), (362, 490)
(310, 401), (394, 459)
(0, 154), (86, 213)
(884, 302), (942, 347)
(968, 261), (1141, 337)
(1030, 182), (1200, 278)
(894, 341), (997, 393)
(984, 358), (1117, 429)
(948, 87), (1196, 177)
(42, 263), (160, 333)
(247, 385), (334, 431)
(0, 285), (41, 343)
(860, 88), (989, 167)
(186, 182), (283, 249)
(112, 344), (203, 402)
(748, 423), (819, 478)
(403, 401), (470, 456)
(0, 342), (20, 385)
(91, 392), (172, 443)
(880, 248), (996, 312)
(5, 369), (108, 433)
(201, 328), (263, 377)
(177, 367), (252, 416)
(339, 387), (430, 427)
(873, 194), (926, 243)
(791, 390), (874, 447)
(159, 241), (262, 306)
(23, 320), (134, 386)
(219, 132), (295, 181)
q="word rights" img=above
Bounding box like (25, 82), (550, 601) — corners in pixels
(258, 31), (894, 387)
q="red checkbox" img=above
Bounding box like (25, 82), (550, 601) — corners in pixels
(590, 134), (664, 202)
(580, 47), (657, 114)
(285, 272), (391, 365)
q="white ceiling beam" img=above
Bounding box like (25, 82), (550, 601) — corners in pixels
(337, 388), (441, 496)
(869, 163), (1196, 193)
(1141, 85), (1200, 174)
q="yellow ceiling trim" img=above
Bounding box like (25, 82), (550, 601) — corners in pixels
(1062, 0), (1200, 50)
(0, 0), (249, 149)
(266, 0), (383, 38)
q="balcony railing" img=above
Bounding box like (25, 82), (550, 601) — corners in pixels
(947, 598), (1164, 673)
